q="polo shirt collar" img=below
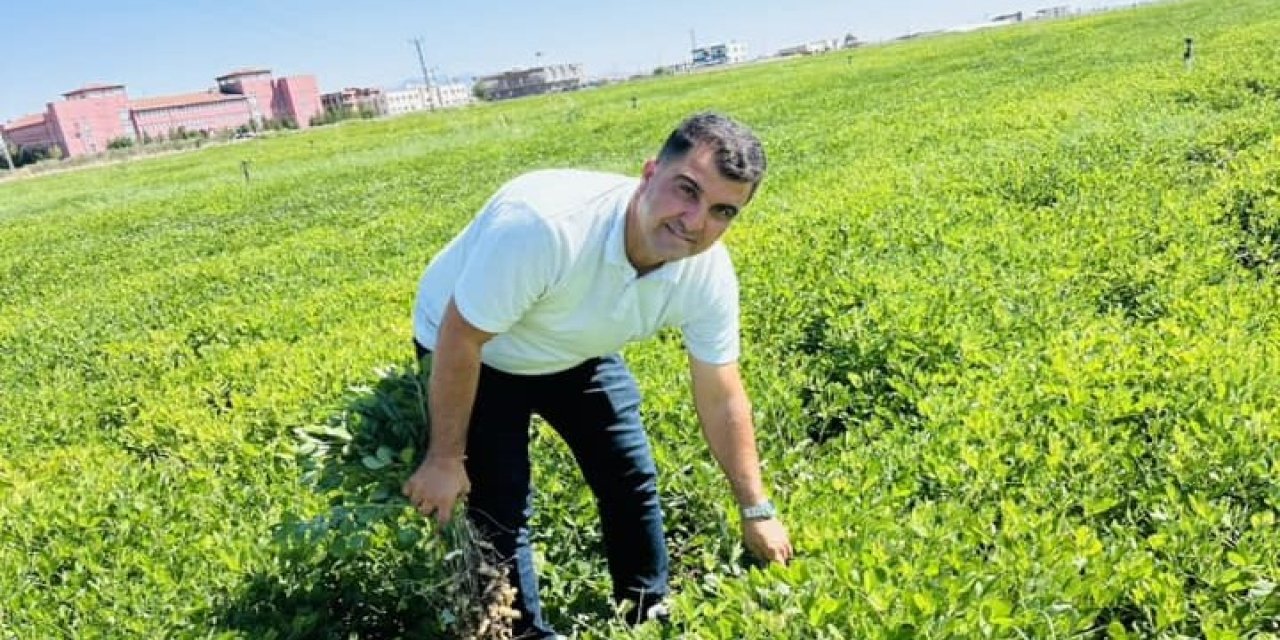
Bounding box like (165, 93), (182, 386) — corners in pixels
(605, 189), (679, 283)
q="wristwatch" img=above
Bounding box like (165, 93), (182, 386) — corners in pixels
(740, 500), (777, 522)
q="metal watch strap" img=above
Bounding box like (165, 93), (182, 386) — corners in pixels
(740, 500), (776, 521)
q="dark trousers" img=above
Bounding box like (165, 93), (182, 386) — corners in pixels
(415, 342), (669, 638)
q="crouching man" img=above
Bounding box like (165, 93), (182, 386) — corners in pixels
(404, 112), (793, 638)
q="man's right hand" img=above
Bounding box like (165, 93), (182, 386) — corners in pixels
(402, 455), (471, 526)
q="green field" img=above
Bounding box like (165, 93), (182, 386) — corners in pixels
(4, 0), (1280, 637)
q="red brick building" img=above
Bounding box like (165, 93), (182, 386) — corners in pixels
(1, 69), (323, 159)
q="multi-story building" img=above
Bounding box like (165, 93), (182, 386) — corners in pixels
(474, 64), (584, 101)
(1033, 6), (1071, 19)
(1, 69), (322, 159)
(129, 91), (257, 141)
(215, 69), (322, 127)
(777, 39), (839, 57)
(432, 83), (472, 110)
(382, 82), (473, 115)
(2, 112), (60, 154)
(321, 87), (386, 116)
(692, 42), (748, 67)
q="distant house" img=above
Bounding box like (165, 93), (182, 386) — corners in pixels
(692, 42), (748, 67)
(382, 83), (473, 115)
(777, 39), (840, 57)
(2, 112), (58, 154)
(1, 69), (322, 159)
(216, 69), (322, 129)
(1033, 6), (1071, 19)
(992, 11), (1024, 23)
(652, 62), (691, 76)
(321, 87), (386, 116)
(474, 64), (584, 101)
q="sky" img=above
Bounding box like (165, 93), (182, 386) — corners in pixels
(2, 0), (1150, 123)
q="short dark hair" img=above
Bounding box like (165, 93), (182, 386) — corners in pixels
(657, 112), (767, 194)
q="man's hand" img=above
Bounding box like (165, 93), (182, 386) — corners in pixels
(743, 518), (793, 565)
(402, 456), (471, 526)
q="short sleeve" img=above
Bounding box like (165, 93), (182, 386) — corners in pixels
(452, 205), (560, 334)
(681, 269), (741, 365)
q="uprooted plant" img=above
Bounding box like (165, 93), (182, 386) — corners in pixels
(267, 361), (520, 638)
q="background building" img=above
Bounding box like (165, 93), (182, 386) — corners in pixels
(215, 69), (322, 127)
(3, 113), (60, 154)
(777, 34), (861, 58)
(381, 82), (473, 115)
(129, 91), (256, 141)
(692, 42), (748, 67)
(1034, 6), (1071, 19)
(431, 83), (472, 110)
(474, 64), (584, 101)
(778, 39), (839, 57)
(2, 69), (322, 159)
(321, 87), (386, 116)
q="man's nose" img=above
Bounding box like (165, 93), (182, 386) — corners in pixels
(680, 205), (707, 231)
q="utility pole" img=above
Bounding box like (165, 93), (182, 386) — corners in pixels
(411, 37), (436, 111)
(412, 37), (432, 88)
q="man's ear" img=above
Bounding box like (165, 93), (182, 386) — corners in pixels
(641, 157), (658, 182)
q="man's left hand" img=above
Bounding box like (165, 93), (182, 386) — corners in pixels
(743, 518), (793, 565)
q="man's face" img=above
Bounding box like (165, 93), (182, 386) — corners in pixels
(627, 143), (755, 273)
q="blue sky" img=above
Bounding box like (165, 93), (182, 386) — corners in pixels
(3, 0), (1147, 122)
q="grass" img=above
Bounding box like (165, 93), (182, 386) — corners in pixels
(3, 0), (1280, 636)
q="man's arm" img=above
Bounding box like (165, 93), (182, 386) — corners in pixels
(402, 298), (495, 526)
(689, 356), (793, 564)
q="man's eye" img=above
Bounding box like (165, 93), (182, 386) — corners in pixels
(679, 183), (697, 197)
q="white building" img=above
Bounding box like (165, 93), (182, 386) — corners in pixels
(777, 39), (840, 57)
(692, 42), (748, 67)
(474, 65), (585, 101)
(381, 82), (472, 116)
(1033, 6), (1071, 19)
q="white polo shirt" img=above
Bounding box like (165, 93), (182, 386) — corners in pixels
(412, 169), (740, 375)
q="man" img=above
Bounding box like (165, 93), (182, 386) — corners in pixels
(403, 112), (793, 638)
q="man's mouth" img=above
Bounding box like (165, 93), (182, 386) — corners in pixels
(664, 222), (695, 244)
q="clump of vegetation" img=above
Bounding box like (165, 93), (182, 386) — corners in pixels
(228, 362), (520, 638)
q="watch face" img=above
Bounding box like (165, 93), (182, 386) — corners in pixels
(743, 501), (776, 520)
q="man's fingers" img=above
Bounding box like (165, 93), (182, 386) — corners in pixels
(434, 495), (458, 526)
(772, 545), (789, 565)
(414, 498), (437, 519)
